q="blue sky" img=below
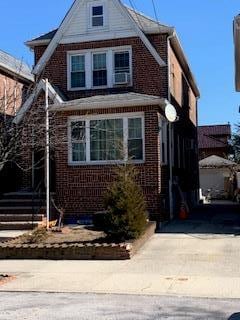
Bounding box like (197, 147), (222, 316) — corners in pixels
(0, 0), (239, 128)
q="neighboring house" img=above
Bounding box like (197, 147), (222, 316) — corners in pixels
(15, 0), (200, 222)
(198, 124), (231, 160)
(234, 14), (240, 91)
(0, 50), (33, 194)
(0, 49), (33, 116)
(199, 155), (237, 200)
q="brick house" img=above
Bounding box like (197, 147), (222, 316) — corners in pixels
(16, 0), (200, 222)
(198, 124), (231, 160)
(0, 49), (33, 116)
(0, 50), (33, 193)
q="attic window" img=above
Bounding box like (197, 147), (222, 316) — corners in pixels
(92, 5), (104, 27)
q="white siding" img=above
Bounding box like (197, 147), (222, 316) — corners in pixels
(199, 168), (231, 199)
(61, 0), (137, 44)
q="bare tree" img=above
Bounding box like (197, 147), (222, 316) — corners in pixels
(0, 77), (27, 172)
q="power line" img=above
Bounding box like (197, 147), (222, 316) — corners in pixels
(151, 0), (162, 34)
(127, 0), (145, 31)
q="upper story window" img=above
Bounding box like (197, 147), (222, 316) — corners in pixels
(114, 51), (130, 74)
(67, 46), (132, 91)
(93, 53), (107, 87)
(68, 113), (144, 165)
(92, 5), (104, 27)
(70, 55), (85, 88)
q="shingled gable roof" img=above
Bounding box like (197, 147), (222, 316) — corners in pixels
(198, 125), (231, 149)
(0, 49), (33, 83)
(31, 0), (166, 77)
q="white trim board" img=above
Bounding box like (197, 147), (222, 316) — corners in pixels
(14, 79), (64, 124)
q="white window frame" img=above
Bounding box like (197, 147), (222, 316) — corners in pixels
(68, 112), (145, 166)
(68, 54), (86, 90)
(88, 1), (107, 29)
(92, 51), (108, 89)
(159, 116), (168, 165)
(67, 46), (132, 91)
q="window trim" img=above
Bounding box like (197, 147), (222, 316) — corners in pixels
(69, 54), (86, 90)
(67, 46), (132, 91)
(88, 1), (107, 29)
(92, 51), (108, 88)
(68, 112), (145, 166)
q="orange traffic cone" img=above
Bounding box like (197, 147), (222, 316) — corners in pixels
(179, 202), (188, 220)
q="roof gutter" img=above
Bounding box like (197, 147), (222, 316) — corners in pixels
(50, 96), (167, 112)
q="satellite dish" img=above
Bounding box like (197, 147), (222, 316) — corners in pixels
(165, 103), (177, 122)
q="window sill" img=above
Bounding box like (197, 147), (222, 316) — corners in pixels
(68, 84), (133, 92)
(68, 160), (145, 167)
(87, 25), (109, 32)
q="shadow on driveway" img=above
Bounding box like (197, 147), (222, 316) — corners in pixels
(160, 201), (240, 236)
(229, 313), (240, 320)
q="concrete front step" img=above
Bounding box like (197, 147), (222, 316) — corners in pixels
(0, 199), (45, 207)
(0, 221), (40, 230)
(0, 207), (46, 215)
(0, 214), (44, 222)
(2, 192), (51, 200)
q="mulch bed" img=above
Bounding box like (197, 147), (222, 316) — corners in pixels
(10, 225), (107, 245)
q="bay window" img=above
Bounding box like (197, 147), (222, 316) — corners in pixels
(71, 121), (86, 162)
(69, 114), (144, 164)
(128, 118), (143, 160)
(90, 119), (123, 161)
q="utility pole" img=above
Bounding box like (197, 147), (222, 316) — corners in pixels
(45, 79), (50, 230)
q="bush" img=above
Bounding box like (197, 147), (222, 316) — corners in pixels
(102, 164), (147, 241)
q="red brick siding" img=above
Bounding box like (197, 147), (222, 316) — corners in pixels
(0, 72), (26, 116)
(54, 105), (166, 216)
(34, 35), (169, 99)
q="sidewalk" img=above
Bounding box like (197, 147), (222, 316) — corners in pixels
(0, 232), (240, 298)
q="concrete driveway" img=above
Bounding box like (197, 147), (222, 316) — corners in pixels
(0, 202), (240, 299)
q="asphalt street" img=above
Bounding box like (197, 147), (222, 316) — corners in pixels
(0, 292), (240, 320)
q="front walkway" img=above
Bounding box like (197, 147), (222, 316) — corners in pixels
(0, 201), (240, 299)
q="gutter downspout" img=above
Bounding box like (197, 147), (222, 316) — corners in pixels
(167, 31), (176, 220)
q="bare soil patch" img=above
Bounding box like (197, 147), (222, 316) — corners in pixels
(10, 226), (107, 245)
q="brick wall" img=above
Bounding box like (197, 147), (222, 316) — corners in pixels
(0, 71), (26, 116)
(54, 105), (167, 217)
(22, 33), (199, 219)
(34, 35), (169, 99)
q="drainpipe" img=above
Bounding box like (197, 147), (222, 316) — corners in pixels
(167, 31), (176, 220)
